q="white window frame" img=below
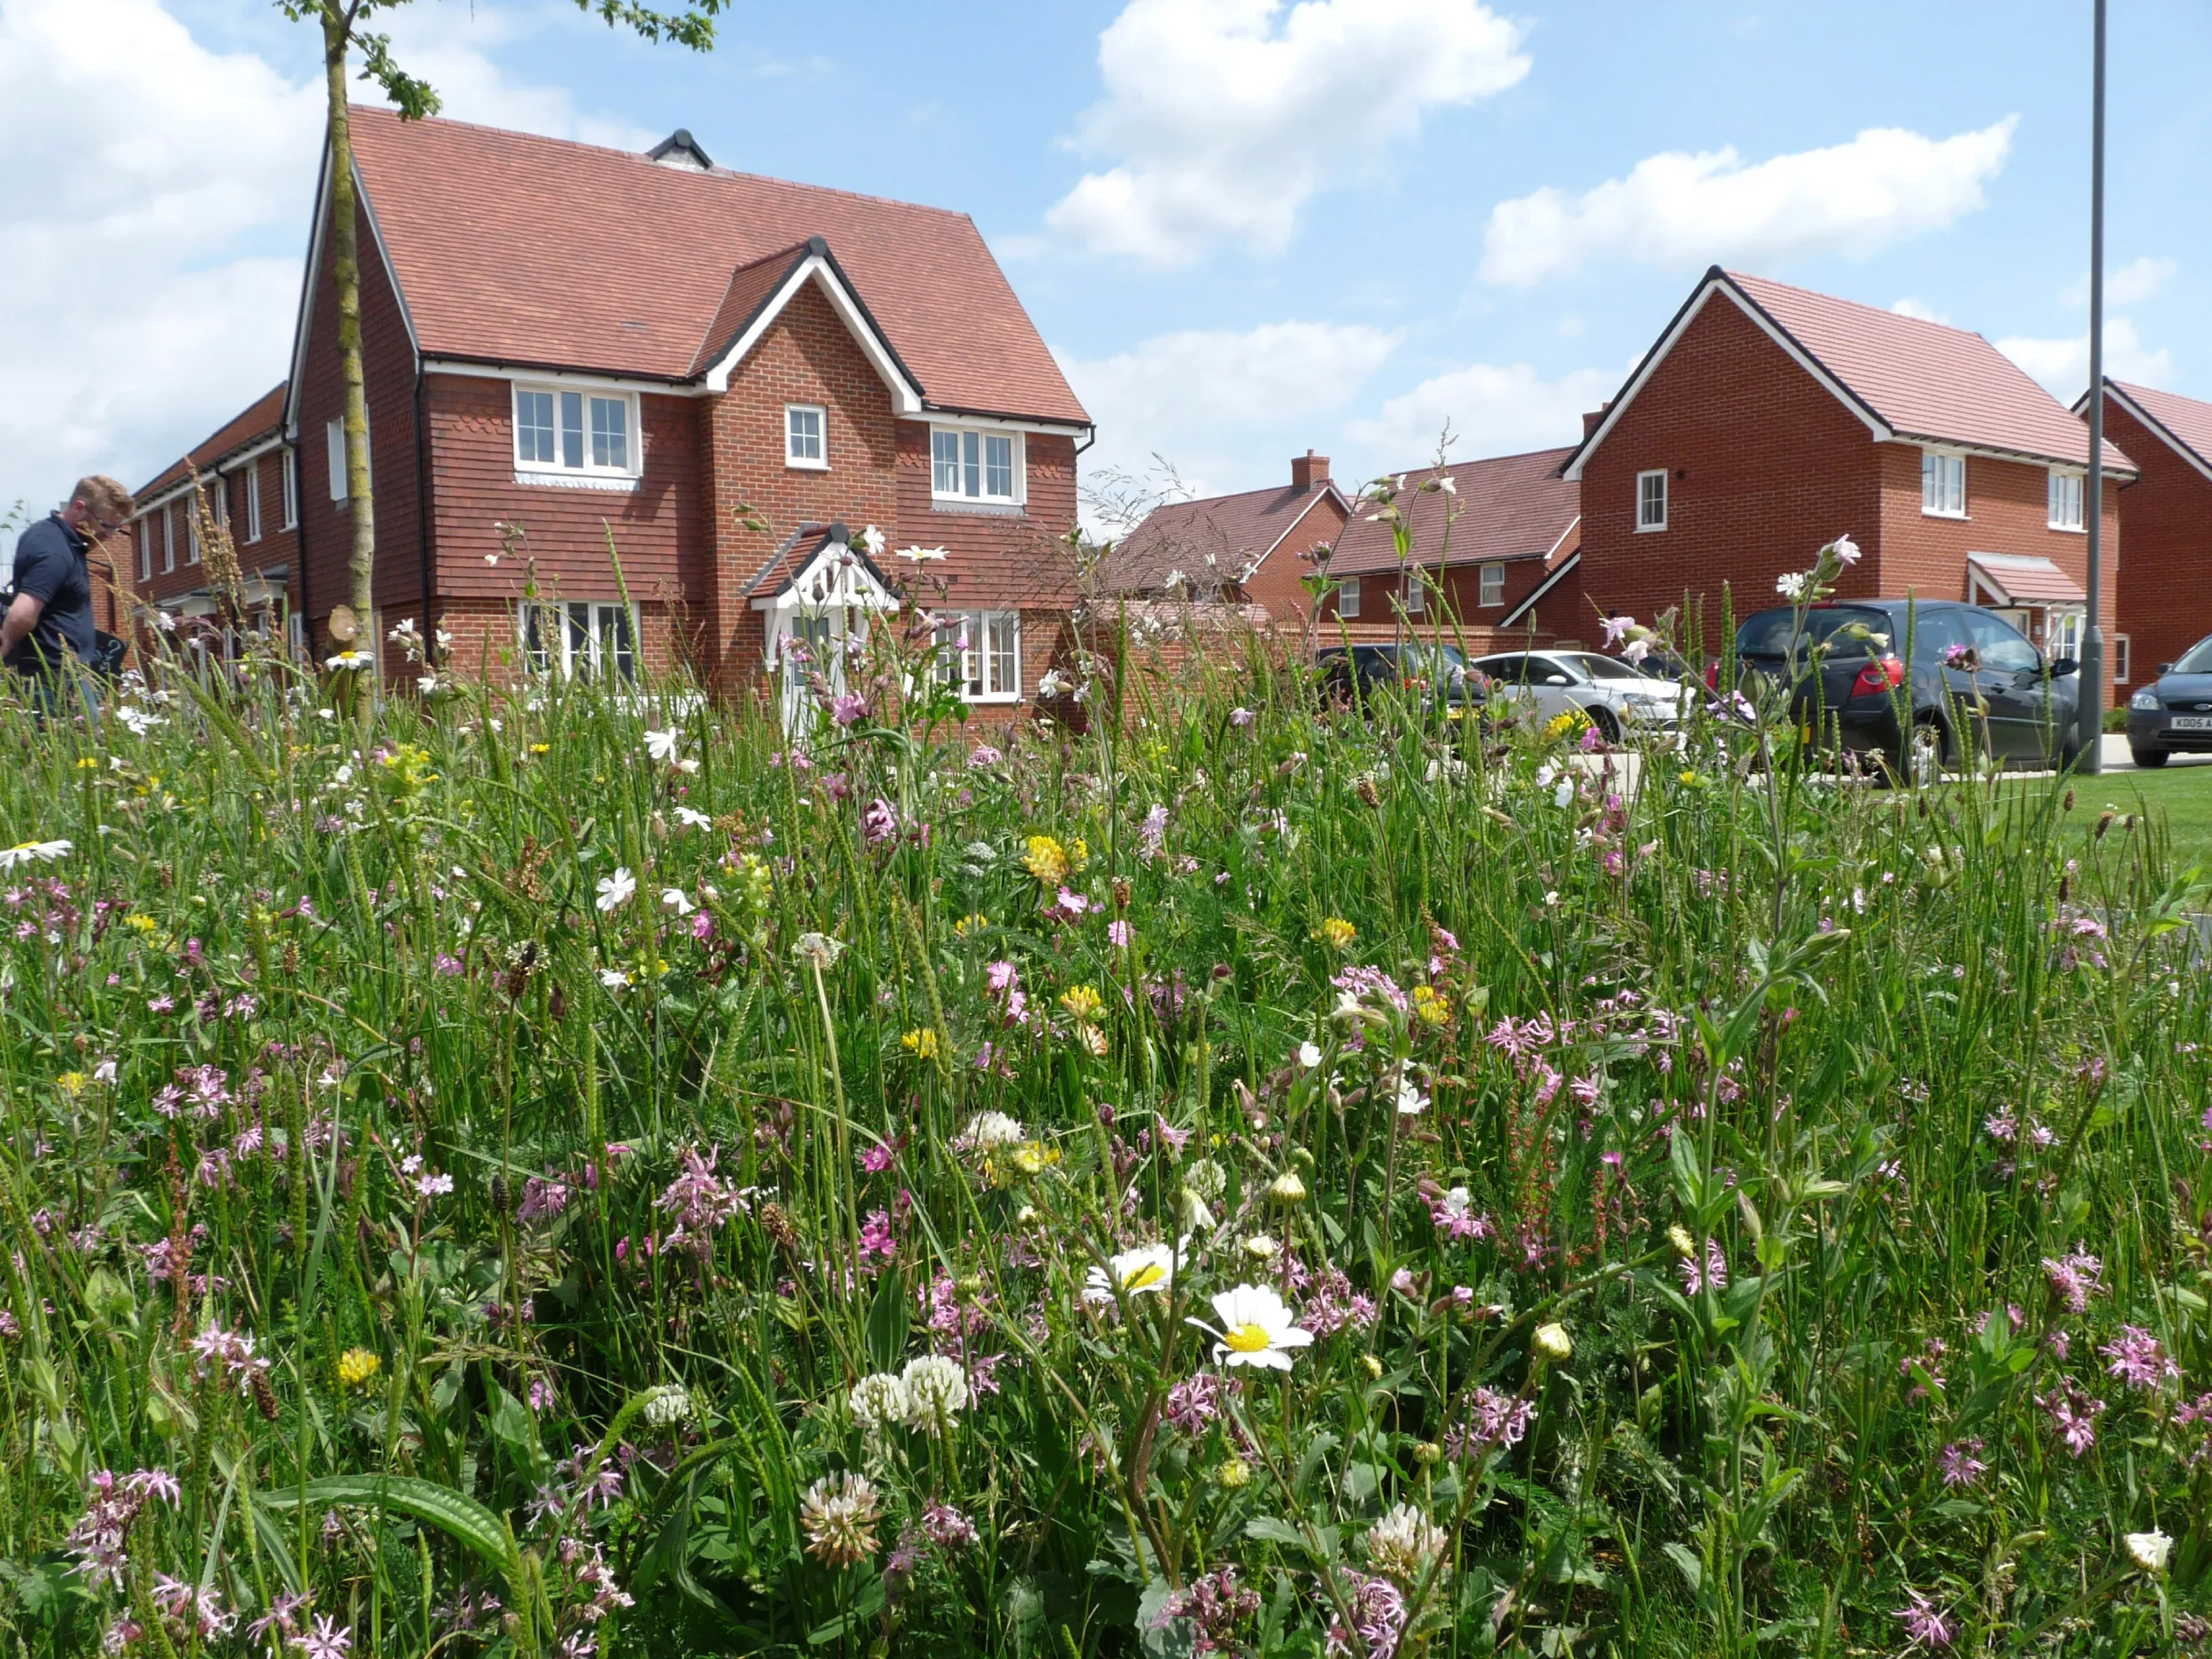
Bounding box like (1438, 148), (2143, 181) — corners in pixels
(1636, 469), (1668, 532)
(242, 462), (263, 543)
(1921, 448), (1966, 518)
(1479, 562), (1505, 608)
(280, 449), (298, 529)
(186, 495), (201, 565)
(2114, 634), (2131, 683)
(516, 599), (641, 682)
(929, 424), (1025, 507)
(2047, 468), (2085, 532)
(208, 480), (227, 533)
(1336, 575), (1360, 619)
(162, 504), (175, 573)
(785, 403), (827, 470)
(511, 381), (641, 487)
(1403, 570), (1425, 615)
(137, 518), (151, 582)
(932, 609), (1022, 703)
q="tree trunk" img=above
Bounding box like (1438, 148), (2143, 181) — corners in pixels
(323, 6), (376, 721)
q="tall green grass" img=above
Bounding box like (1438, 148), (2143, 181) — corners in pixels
(0, 582), (2205, 1659)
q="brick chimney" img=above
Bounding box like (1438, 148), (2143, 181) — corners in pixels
(1580, 402), (1612, 439)
(1291, 449), (1330, 492)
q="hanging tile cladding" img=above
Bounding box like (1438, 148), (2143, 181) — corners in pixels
(2105, 391), (2212, 685)
(892, 425), (1080, 613)
(423, 373), (705, 604)
(294, 192), (426, 625)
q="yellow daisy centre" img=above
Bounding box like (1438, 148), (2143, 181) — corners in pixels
(1225, 1324), (1273, 1354)
(1123, 1263), (1166, 1292)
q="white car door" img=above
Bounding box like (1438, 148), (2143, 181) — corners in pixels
(1523, 654), (1586, 722)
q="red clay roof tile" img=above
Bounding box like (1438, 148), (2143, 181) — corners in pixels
(2106, 380), (2212, 473)
(1102, 483), (1341, 594)
(1331, 448), (1580, 577)
(136, 382), (287, 500)
(346, 108), (1088, 426)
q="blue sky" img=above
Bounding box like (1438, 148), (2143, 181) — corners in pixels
(2, 0), (2206, 541)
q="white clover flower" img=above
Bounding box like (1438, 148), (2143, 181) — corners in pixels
(644, 729), (681, 764)
(800, 1471), (882, 1568)
(2125, 1530), (2172, 1573)
(595, 867), (637, 912)
(1084, 1243), (1177, 1303)
(1189, 1284), (1312, 1371)
(900, 1355), (970, 1431)
(640, 1385), (695, 1430)
(848, 1372), (910, 1433)
(1366, 1503), (1448, 1586)
(0, 840), (72, 871)
(956, 1111), (1025, 1151)
(792, 933), (845, 971)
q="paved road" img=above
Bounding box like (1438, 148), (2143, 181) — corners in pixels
(2093, 733), (2212, 775)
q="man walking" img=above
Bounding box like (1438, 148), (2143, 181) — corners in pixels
(4, 475), (131, 721)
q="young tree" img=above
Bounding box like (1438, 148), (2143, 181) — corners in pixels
(280, 2), (728, 708)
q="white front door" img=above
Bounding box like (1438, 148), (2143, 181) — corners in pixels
(774, 607), (868, 733)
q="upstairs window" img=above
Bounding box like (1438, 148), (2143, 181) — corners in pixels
(786, 404), (826, 468)
(512, 383), (638, 480)
(2048, 469), (2085, 531)
(327, 416), (371, 502)
(1922, 449), (1965, 517)
(931, 426), (1021, 505)
(933, 609), (1022, 702)
(1403, 571), (1425, 615)
(137, 518), (151, 582)
(188, 494), (202, 565)
(1636, 470), (1668, 532)
(1479, 562), (1505, 607)
(162, 503), (175, 573)
(1336, 576), (1360, 619)
(280, 449), (298, 528)
(243, 461), (263, 543)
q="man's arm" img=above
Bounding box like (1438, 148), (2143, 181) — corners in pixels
(0, 592), (44, 658)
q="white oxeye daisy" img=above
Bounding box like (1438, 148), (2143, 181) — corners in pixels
(1188, 1284), (1312, 1371)
(1085, 1243), (1177, 1303)
(0, 839), (72, 871)
(325, 650), (373, 672)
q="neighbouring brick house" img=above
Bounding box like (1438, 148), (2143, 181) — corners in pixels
(269, 110), (1089, 719)
(2078, 381), (2212, 687)
(1322, 448), (1581, 648)
(127, 383), (303, 650)
(1557, 268), (2134, 694)
(1101, 451), (1348, 625)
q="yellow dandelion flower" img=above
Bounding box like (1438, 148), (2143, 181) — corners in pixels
(1543, 710), (1587, 741)
(529, 742), (550, 756)
(1023, 834), (1070, 885)
(337, 1348), (382, 1389)
(57, 1071), (87, 1096)
(1059, 984), (1103, 1020)
(901, 1028), (941, 1061)
(1315, 917), (1356, 950)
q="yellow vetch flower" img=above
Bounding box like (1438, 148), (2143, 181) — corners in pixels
(1010, 1141), (1060, 1175)
(901, 1028), (941, 1061)
(1410, 984), (1448, 1027)
(1023, 834), (1070, 885)
(337, 1348), (382, 1389)
(57, 1071), (87, 1096)
(1058, 984), (1103, 1020)
(952, 912), (989, 939)
(1543, 710), (1587, 741)
(1315, 917), (1356, 950)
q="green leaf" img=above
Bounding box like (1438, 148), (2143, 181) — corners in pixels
(1662, 1541), (1703, 1594)
(1243, 1517), (1307, 1548)
(259, 1476), (517, 1580)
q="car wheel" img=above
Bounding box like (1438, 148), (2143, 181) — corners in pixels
(1587, 705), (1621, 744)
(2131, 746), (2171, 769)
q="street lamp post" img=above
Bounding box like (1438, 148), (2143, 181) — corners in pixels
(2080, 0), (2108, 772)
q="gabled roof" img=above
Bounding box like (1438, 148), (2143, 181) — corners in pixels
(135, 383), (288, 506)
(741, 521), (897, 611)
(1100, 480), (1345, 595)
(2085, 381), (2212, 485)
(690, 236), (922, 410)
(1563, 268), (2134, 480)
(337, 107), (1088, 426)
(1332, 449), (1580, 577)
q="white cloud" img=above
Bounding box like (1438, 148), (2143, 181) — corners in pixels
(373, 5), (657, 150)
(2063, 255), (2177, 310)
(0, 0), (650, 534)
(1048, 0), (1529, 266)
(1056, 320), (1400, 526)
(1479, 117), (2018, 288)
(1890, 297), (1948, 324)
(1345, 361), (1616, 467)
(1995, 317), (2175, 399)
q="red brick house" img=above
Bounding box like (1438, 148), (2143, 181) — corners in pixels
(127, 383), (303, 650)
(1323, 448), (1581, 647)
(2078, 381), (2212, 687)
(1102, 451), (1348, 624)
(1557, 268), (2133, 692)
(264, 110), (1089, 717)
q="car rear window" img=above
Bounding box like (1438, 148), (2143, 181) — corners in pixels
(1735, 605), (1894, 659)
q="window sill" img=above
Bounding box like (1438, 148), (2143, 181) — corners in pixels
(961, 694), (1022, 706)
(786, 458), (829, 472)
(931, 499), (1025, 517)
(514, 471), (641, 493)
(1921, 509), (1969, 521)
(2047, 523), (2086, 534)
(1634, 521), (1667, 534)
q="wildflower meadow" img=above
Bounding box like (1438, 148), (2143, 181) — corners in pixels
(0, 532), (2208, 1658)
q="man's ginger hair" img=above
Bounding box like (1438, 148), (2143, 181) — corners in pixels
(71, 475), (134, 524)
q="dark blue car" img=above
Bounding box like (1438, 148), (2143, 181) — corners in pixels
(2126, 634), (2212, 767)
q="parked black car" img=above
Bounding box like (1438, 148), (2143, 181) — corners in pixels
(1317, 642), (1479, 716)
(2125, 634), (2212, 766)
(1725, 599), (2084, 777)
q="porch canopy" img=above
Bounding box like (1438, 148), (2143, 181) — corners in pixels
(1965, 552), (2086, 608)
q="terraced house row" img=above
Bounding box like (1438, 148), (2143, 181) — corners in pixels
(127, 109), (2211, 714)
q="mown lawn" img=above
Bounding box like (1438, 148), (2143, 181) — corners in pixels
(2083, 756), (2212, 872)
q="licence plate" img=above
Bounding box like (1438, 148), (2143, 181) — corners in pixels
(2171, 716), (2212, 732)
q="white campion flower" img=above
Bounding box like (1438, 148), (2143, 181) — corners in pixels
(1037, 669), (1072, 699)
(1189, 1284), (1313, 1371)
(595, 867), (637, 911)
(1830, 533), (1862, 566)
(417, 675), (439, 696)
(1084, 1242), (1177, 1303)
(660, 888), (695, 916)
(598, 968), (630, 990)
(856, 524), (887, 557)
(848, 1372), (910, 1433)
(900, 1355), (969, 1430)
(1395, 1075), (1431, 1116)
(643, 729), (681, 764)
(896, 544), (949, 563)
(1298, 1041), (1324, 1069)
(2125, 1530), (2172, 1573)
(0, 840), (72, 871)
(1775, 572), (1809, 601)
(673, 806), (713, 830)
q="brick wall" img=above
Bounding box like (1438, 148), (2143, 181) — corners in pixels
(2101, 396), (2212, 686)
(1239, 494), (1346, 626)
(1577, 293), (1883, 648)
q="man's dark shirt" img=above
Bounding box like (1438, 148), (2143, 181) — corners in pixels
(6, 512), (94, 673)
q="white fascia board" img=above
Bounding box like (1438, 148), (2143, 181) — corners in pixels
(1562, 277), (1892, 482)
(215, 434), (287, 474)
(900, 408), (1089, 437)
(702, 257), (923, 413)
(1540, 512), (1582, 565)
(1878, 431), (2138, 480)
(1242, 490), (1345, 580)
(427, 360), (708, 399)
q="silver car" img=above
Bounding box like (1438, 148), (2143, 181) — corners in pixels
(1470, 650), (1686, 741)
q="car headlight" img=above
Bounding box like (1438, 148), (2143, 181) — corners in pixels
(2131, 688), (2161, 710)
